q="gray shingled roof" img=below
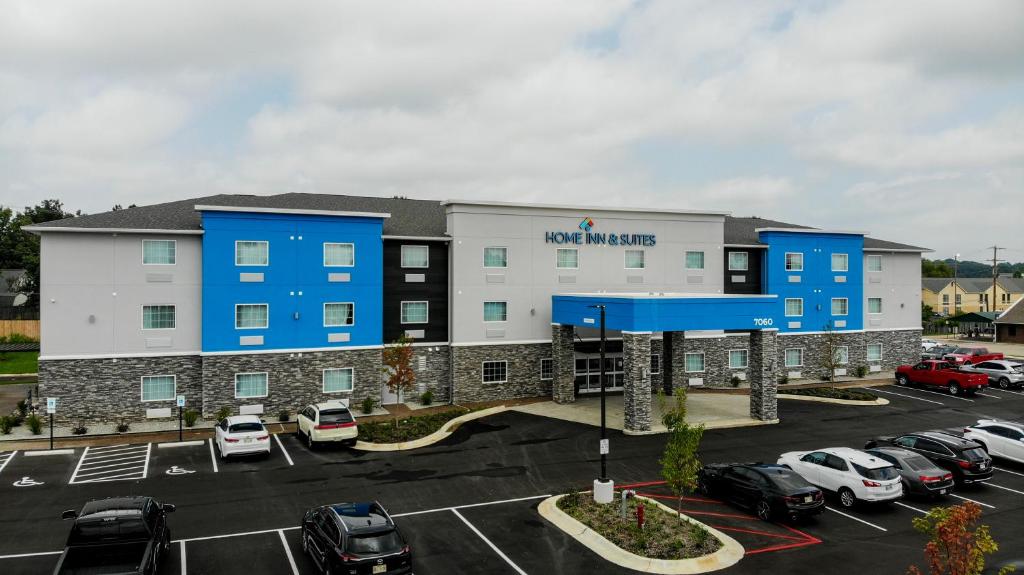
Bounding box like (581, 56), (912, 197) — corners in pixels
(996, 296), (1024, 325)
(922, 278), (953, 293)
(29, 193), (448, 238)
(723, 216), (927, 251)
(922, 277), (1024, 294)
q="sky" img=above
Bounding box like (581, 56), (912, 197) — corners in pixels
(1, 0), (1022, 261)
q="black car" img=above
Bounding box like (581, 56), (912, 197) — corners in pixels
(301, 501), (412, 575)
(54, 496), (175, 575)
(865, 431), (993, 485)
(698, 463), (824, 521)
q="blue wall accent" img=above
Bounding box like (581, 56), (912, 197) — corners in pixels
(759, 231), (864, 333)
(552, 294), (779, 332)
(201, 211), (384, 352)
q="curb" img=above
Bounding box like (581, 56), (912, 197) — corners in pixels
(157, 440), (206, 448)
(24, 449), (74, 456)
(777, 394), (889, 406)
(353, 405), (506, 452)
(538, 494), (744, 574)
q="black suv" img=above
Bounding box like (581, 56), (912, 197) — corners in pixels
(698, 463), (824, 522)
(865, 431), (993, 485)
(301, 501), (412, 575)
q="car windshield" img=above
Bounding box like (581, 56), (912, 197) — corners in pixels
(319, 409), (353, 424)
(228, 422), (263, 433)
(952, 348), (973, 354)
(765, 472), (811, 492)
(852, 462), (899, 480)
(69, 516), (149, 545)
(346, 530), (403, 554)
(903, 455), (937, 471)
(961, 447), (988, 461)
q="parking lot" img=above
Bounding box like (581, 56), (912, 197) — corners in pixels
(1, 382), (1023, 574)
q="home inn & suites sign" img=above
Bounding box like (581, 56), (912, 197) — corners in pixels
(544, 217), (656, 247)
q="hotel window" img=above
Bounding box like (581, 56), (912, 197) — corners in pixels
(785, 348), (803, 367)
(556, 248), (579, 269)
(400, 301), (428, 324)
(482, 361), (507, 384)
(400, 245), (429, 268)
(324, 243), (355, 267)
(728, 349), (748, 369)
(624, 249), (645, 269)
(650, 354), (660, 374)
(685, 251), (705, 270)
(141, 375), (175, 402)
(866, 254), (883, 272)
(834, 346), (849, 365)
(785, 298), (803, 317)
(324, 303), (355, 327)
(483, 247), (507, 268)
(831, 298), (848, 316)
(785, 252), (803, 271)
(235, 304), (268, 329)
(235, 372), (268, 398)
(142, 240), (176, 265)
(955, 294), (961, 306)
(540, 358), (553, 381)
(867, 344), (883, 362)
(323, 368), (354, 393)
(685, 352), (705, 373)
(868, 297), (883, 314)
(142, 305), (176, 329)
(728, 251), (748, 271)
(831, 253), (849, 272)
(483, 301), (507, 322)
(235, 241), (268, 266)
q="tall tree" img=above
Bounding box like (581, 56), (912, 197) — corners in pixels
(2, 200), (80, 307)
(907, 501), (1010, 575)
(381, 334), (417, 400)
(658, 389), (705, 513)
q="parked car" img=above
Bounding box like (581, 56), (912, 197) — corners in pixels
(864, 447), (954, 499)
(865, 431), (993, 485)
(54, 496), (174, 575)
(777, 447), (902, 508)
(943, 347), (1004, 366)
(921, 339), (940, 351)
(961, 360), (1024, 389)
(301, 501), (412, 575)
(895, 360), (989, 396)
(963, 420), (1024, 464)
(297, 401), (359, 449)
(214, 415), (271, 459)
(922, 345), (957, 360)
(698, 463), (824, 521)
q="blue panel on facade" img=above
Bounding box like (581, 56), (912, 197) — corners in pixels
(201, 211), (384, 352)
(552, 294), (779, 332)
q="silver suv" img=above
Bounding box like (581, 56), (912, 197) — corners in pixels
(961, 360), (1024, 389)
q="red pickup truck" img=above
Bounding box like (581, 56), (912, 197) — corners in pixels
(942, 347), (1004, 366)
(895, 360), (989, 396)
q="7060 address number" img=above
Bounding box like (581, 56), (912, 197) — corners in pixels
(753, 318), (774, 326)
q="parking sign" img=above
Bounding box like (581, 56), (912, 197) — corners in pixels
(176, 395), (186, 408)
(46, 397), (56, 414)
(599, 438), (609, 455)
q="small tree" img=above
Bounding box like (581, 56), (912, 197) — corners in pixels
(658, 388), (705, 513)
(821, 321), (843, 388)
(907, 501), (1011, 575)
(381, 334), (417, 401)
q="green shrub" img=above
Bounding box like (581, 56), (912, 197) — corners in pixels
(116, 419), (130, 433)
(729, 375), (741, 387)
(215, 406), (231, 422)
(0, 416), (12, 434)
(71, 421), (88, 435)
(855, 365), (868, 378)
(420, 390), (434, 405)
(183, 409), (200, 427)
(778, 374), (789, 385)
(5, 333), (38, 344)
(360, 396), (376, 415)
(277, 409), (290, 423)
(26, 413), (42, 435)
(16, 399), (28, 417)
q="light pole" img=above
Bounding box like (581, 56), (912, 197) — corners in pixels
(589, 304), (613, 503)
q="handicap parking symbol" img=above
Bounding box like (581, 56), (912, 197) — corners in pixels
(13, 476), (44, 487)
(165, 466), (196, 476)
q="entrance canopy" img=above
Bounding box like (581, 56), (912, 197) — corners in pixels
(552, 293), (778, 332)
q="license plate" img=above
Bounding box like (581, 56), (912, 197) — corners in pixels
(885, 484), (894, 491)
(939, 489), (948, 495)
(803, 496), (812, 503)
(373, 565), (387, 574)
(980, 463), (987, 469)
(243, 438), (253, 444)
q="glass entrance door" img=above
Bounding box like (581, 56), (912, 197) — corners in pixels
(575, 354), (624, 393)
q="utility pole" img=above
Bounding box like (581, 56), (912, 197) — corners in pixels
(953, 253), (960, 316)
(988, 246), (1005, 315)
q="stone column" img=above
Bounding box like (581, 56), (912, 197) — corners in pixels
(749, 329), (779, 421)
(669, 331), (688, 391)
(551, 323), (576, 404)
(623, 331), (652, 434)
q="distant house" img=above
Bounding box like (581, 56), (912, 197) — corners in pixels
(995, 297), (1024, 344)
(0, 269), (28, 307)
(922, 276), (1024, 316)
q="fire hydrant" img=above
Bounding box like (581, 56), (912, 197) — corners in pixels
(636, 501), (645, 530)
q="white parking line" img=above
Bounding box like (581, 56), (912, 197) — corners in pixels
(897, 386), (975, 402)
(392, 494), (552, 518)
(179, 541), (187, 575)
(69, 446), (90, 483)
(995, 466), (1024, 478)
(950, 494), (995, 509)
(142, 443), (152, 479)
(871, 388), (946, 405)
(825, 506), (887, 531)
(451, 508), (528, 575)
(894, 501), (928, 514)
(88, 444), (144, 454)
(273, 434), (294, 466)
(0, 550), (63, 560)
(975, 392), (1001, 399)
(69, 444), (149, 484)
(0, 451), (16, 475)
(277, 530), (299, 575)
(987, 482), (1024, 496)
(208, 438), (219, 473)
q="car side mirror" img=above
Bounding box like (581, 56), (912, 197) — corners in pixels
(61, 510), (78, 520)
(162, 504), (176, 513)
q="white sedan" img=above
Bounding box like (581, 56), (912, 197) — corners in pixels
(778, 447), (902, 508)
(964, 420), (1024, 464)
(215, 415), (271, 459)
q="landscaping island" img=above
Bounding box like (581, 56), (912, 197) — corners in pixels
(357, 408), (470, 444)
(780, 387), (878, 401)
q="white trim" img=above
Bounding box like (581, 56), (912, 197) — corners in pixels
(443, 198), (729, 216)
(323, 242), (355, 267)
(400, 301), (429, 324)
(195, 204), (390, 219)
(560, 292), (778, 300)
(142, 239), (177, 265)
(141, 304), (177, 330)
(866, 343), (884, 362)
(784, 298), (804, 317)
(40, 351), (201, 361)
(649, 353), (661, 374)
(23, 226), (203, 235)
(867, 297), (884, 315)
(235, 240), (269, 267)
(483, 246), (508, 268)
(322, 367), (355, 394)
(831, 297), (849, 317)
(778, 329), (864, 336)
(724, 244), (766, 249)
(140, 374), (177, 402)
(235, 303), (269, 329)
(831, 253), (849, 272)
(383, 235), (450, 242)
(727, 349), (749, 369)
(539, 358), (554, 381)
(757, 227), (867, 235)
(451, 339), (549, 347)
(483, 301), (508, 323)
(865, 254), (884, 272)
(234, 371), (268, 399)
(385, 340), (450, 348)
(621, 330), (653, 335)
(784, 252), (804, 272)
(995, 295), (1024, 322)
(834, 345), (849, 365)
(624, 249), (645, 270)
(863, 247), (929, 253)
(555, 247), (579, 270)
(201, 344), (383, 356)
(481, 360), (508, 384)
(323, 302), (356, 327)
(784, 348), (804, 368)
(684, 351), (706, 373)
(684, 250), (705, 271)
(727, 250), (749, 271)
(400, 244), (430, 268)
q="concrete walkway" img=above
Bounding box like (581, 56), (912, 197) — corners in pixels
(510, 393), (774, 435)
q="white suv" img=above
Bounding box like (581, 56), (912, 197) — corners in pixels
(296, 401), (359, 449)
(963, 420), (1024, 464)
(778, 447), (903, 508)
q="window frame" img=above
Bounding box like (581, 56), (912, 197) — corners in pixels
(684, 352), (705, 373)
(555, 248), (579, 270)
(540, 358), (553, 381)
(234, 240), (269, 267)
(684, 251), (705, 270)
(831, 253), (849, 272)
(483, 246), (508, 269)
(400, 301), (429, 324)
(650, 354), (661, 374)
(323, 302), (356, 327)
(322, 368), (355, 394)
(234, 372), (269, 399)
(234, 303), (269, 330)
(140, 375), (176, 402)
(728, 251), (748, 271)
(784, 252), (804, 272)
(323, 242), (356, 268)
(834, 346), (849, 365)
(624, 249), (645, 270)
(867, 297), (883, 315)
(728, 349), (749, 369)
(866, 254), (883, 272)
(141, 304), (176, 330)
(483, 301), (508, 323)
(481, 360), (508, 384)
(866, 343), (883, 362)
(784, 298), (804, 317)
(831, 297), (849, 316)
(400, 245), (429, 269)
(142, 239), (177, 266)
(784, 348), (804, 368)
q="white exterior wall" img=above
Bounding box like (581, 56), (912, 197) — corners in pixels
(40, 232), (203, 358)
(863, 251), (922, 331)
(446, 203), (726, 344)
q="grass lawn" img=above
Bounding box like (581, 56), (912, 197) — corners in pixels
(781, 387), (877, 401)
(357, 408), (470, 443)
(0, 351), (38, 375)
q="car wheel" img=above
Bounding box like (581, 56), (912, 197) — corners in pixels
(896, 374), (909, 386)
(902, 480), (912, 498)
(697, 479), (711, 497)
(838, 487), (856, 509)
(998, 378), (1011, 390)
(755, 499), (772, 521)
(307, 432), (316, 450)
(301, 531), (309, 554)
(948, 382), (962, 396)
